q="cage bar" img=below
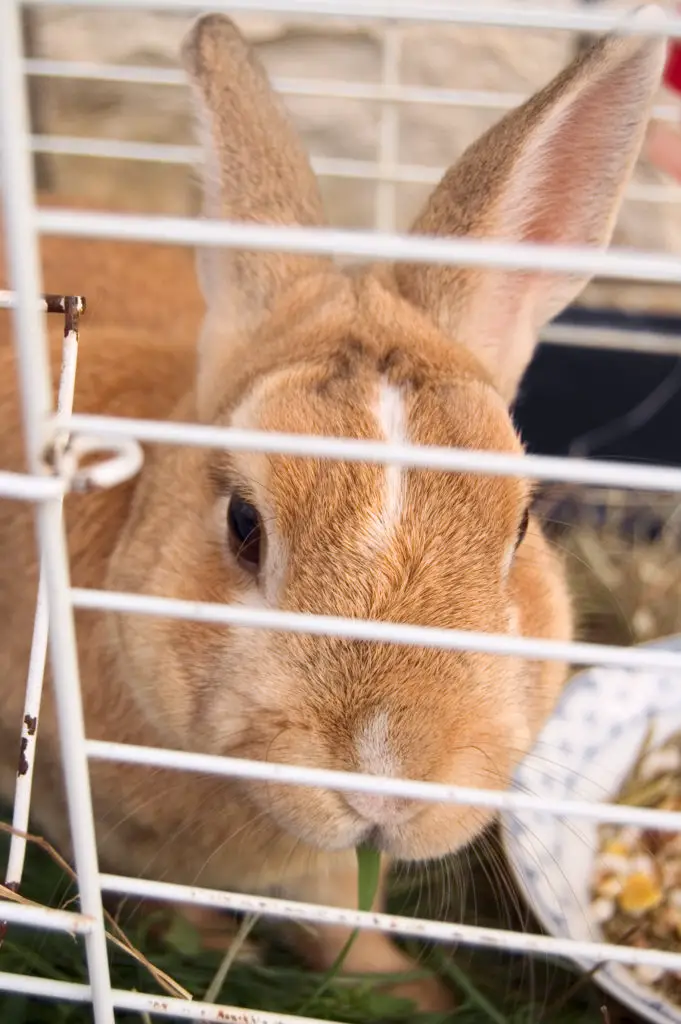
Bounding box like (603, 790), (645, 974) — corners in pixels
(97, 873), (681, 971)
(84, 739), (681, 831)
(0, 2), (114, 1020)
(0, 900), (94, 936)
(375, 23), (402, 231)
(0, 971), (339, 1024)
(23, 0), (681, 40)
(34, 207), (681, 284)
(25, 134), (681, 213)
(61, 411), (681, 491)
(4, 298), (83, 892)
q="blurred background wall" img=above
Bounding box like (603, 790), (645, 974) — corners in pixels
(24, 0), (681, 314)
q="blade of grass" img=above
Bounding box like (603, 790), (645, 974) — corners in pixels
(298, 845), (382, 1015)
(203, 913), (259, 1006)
(1, 938), (79, 983)
(427, 947), (508, 1024)
(356, 844), (381, 912)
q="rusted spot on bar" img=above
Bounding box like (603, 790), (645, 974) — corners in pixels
(42, 293), (86, 318)
(17, 737), (29, 777)
(62, 294), (83, 338)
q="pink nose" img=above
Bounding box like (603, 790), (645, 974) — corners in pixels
(344, 789), (420, 827)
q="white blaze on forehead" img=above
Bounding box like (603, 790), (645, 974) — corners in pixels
(356, 709), (400, 778)
(365, 380), (406, 550)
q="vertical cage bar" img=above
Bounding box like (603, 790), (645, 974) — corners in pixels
(21, 6), (54, 192)
(33, 503), (115, 1023)
(0, 5), (52, 469)
(375, 22), (402, 231)
(5, 308), (81, 890)
(0, 3), (113, 1021)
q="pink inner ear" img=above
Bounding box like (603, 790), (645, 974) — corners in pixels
(488, 51), (660, 345)
(451, 56), (657, 402)
(500, 100), (610, 254)
(390, 28), (663, 406)
(502, 48), (658, 257)
(454, 274), (538, 405)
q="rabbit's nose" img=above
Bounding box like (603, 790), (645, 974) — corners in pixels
(348, 709), (423, 825)
(343, 789), (420, 827)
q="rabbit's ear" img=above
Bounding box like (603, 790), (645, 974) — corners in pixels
(181, 14), (329, 323)
(394, 7), (666, 402)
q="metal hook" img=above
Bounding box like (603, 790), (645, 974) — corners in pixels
(59, 432), (145, 493)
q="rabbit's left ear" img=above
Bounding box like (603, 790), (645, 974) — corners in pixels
(394, 7), (666, 402)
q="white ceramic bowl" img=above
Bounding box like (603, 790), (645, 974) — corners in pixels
(501, 635), (681, 1024)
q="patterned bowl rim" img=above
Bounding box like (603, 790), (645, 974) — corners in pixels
(500, 633), (681, 1024)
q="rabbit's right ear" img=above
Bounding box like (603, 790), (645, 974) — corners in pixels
(394, 7), (666, 403)
(181, 14), (330, 326)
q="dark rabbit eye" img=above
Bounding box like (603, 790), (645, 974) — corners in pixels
(516, 508), (530, 550)
(227, 493), (262, 571)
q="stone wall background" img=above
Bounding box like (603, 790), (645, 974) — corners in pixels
(23, 0), (681, 312)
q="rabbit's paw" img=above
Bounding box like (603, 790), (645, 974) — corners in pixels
(385, 973), (456, 1016)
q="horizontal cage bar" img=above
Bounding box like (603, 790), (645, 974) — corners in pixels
(85, 738), (681, 831)
(72, 586), (681, 672)
(18, 58), (681, 126)
(540, 321), (681, 357)
(63, 412), (681, 491)
(27, 135), (681, 209)
(98, 873), (681, 971)
(36, 209), (681, 284)
(0, 470), (64, 502)
(0, 899), (94, 936)
(0, 971), (337, 1023)
(24, 1), (681, 40)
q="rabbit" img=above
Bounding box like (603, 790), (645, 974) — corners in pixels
(0, 9), (665, 1013)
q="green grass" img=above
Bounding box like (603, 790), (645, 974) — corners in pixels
(0, 816), (626, 1024)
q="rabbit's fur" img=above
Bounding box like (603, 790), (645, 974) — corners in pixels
(0, 11), (665, 1010)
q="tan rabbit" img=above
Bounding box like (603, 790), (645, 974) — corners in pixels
(0, 10), (665, 1013)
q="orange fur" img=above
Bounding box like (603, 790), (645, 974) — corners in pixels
(0, 12), (665, 1010)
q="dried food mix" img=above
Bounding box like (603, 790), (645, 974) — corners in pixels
(590, 728), (681, 1001)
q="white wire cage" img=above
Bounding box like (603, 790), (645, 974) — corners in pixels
(3, 2), (681, 1023)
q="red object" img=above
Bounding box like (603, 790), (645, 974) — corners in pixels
(664, 38), (681, 94)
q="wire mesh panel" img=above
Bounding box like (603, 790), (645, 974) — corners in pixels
(2, 3), (681, 1024)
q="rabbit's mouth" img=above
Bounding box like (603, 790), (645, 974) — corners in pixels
(352, 824), (437, 861)
(255, 785), (490, 863)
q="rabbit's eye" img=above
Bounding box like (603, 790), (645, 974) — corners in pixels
(516, 508), (530, 550)
(227, 493), (262, 571)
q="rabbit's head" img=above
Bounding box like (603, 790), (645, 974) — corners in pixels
(109, 12), (664, 861)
